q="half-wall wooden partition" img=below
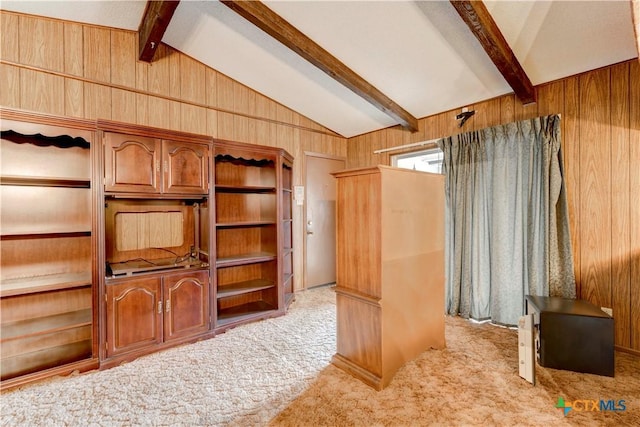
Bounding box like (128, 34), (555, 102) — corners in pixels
(347, 59), (640, 355)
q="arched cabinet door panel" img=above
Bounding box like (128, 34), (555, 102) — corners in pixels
(106, 278), (162, 357)
(104, 133), (161, 193)
(163, 271), (210, 341)
(163, 140), (209, 195)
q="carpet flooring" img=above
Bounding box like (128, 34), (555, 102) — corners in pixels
(1, 286), (639, 427)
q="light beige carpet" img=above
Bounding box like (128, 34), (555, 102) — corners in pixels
(1, 287), (337, 426)
(2, 286), (639, 427)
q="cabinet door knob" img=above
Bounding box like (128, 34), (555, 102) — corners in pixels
(157, 301), (163, 314)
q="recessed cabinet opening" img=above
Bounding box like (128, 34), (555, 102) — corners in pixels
(0, 127), (94, 383)
(214, 152), (281, 326)
(105, 199), (210, 278)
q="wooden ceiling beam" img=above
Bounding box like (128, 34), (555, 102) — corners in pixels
(450, 0), (536, 104)
(220, 0), (419, 132)
(138, 1), (180, 62)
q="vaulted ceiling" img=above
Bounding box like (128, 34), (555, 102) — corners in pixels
(2, 1), (638, 138)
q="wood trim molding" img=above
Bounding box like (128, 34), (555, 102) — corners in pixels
(633, 0), (640, 61)
(0, 60), (339, 138)
(220, 1), (419, 132)
(450, 0), (536, 104)
(138, 1), (180, 62)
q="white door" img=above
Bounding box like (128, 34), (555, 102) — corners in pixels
(304, 154), (345, 288)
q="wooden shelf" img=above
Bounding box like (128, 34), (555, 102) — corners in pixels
(0, 175), (90, 188)
(216, 252), (277, 268)
(215, 184), (275, 193)
(216, 220), (276, 228)
(1, 309), (92, 341)
(1, 340), (92, 381)
(217, 279), (275, 299)
(0, 230), (91, 240)
(0, 272), (92, 297)
(217, 301), (277, 326)
(283, 273), (294, 284)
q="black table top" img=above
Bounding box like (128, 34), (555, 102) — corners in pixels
(525, 295), (611, 318)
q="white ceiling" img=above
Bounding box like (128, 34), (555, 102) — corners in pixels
(1, 1), (638, 138)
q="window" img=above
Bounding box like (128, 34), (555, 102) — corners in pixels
(391, 147), (444, 174)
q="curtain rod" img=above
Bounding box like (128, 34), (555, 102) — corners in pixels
(373, 137), (441, 154)
(372, 113), (562, 155)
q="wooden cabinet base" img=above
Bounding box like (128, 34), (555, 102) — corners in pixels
(331, 353), (386, 390)
(0, 358), (99, 392)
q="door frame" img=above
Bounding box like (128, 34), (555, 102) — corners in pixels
(302, 151), (346, 290)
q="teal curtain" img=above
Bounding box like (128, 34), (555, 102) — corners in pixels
(437, 115), (576, 325)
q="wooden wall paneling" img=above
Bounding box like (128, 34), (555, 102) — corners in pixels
(500, 94), (515, 124)
(216, 73), (235, 140)
(83, 82), (112, 120)
(402, 117), (427, 145)
(1, 12), (19, 61)
(20, 69), (65, 115)
(537, 81), (564, 117)
(18, 15), (64, 72)
(245, 90), (258, 144)
(63, 22), (84, 117)
(471, 98), (501, 131)
(0, 64), (20, 108)
(629, 60), (640, 351)
(369, 131), (387, 166)
(610, 62), (631, 348)
(147, 96), (172, 129)
(110, 30), (136, 88)
(206, 109), (218, 139)
(136, 94), (149, 127)
(63, 22), (83, 77)
(205, 69), (219, 138)
(233, 82), (251, 143)
(64, 78), (84, 118)
(563, 76), (581, 294)
(180, 103), (207, 135)
(83, 26), (111, 82)
(111, 88), (137, 123)
(438, 109), (461, 140)
(252, 94), (272, 146)
(217, 112), (235, 141)
(514, 89), (538, 121)
(276, 105), (294, 149)
(169, 47), (181, 99)
(148, 44), (171, 96)
(135, 51), (149, 126)
(423, 115), (440, 142)
(180, 55), (206, 104)
(578, 68), (611, 308)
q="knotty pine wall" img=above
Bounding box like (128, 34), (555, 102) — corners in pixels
(0, 11), (347, 293)
(348, 59), (640, 354)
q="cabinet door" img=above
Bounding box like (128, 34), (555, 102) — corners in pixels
(106, 278), (162, 357)
(163, 271), (210, 341)
(104, 133), (161, 193)
(163, 140), (209, 194)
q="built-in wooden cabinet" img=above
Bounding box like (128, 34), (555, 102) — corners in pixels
(0, 112), (98, 389)
(105, 270), (209, 358)
(104, 132), (209, 195)
(213, 146), (280, 328)
(281, 158), (295, 308)
(0, 110), (293, 389)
